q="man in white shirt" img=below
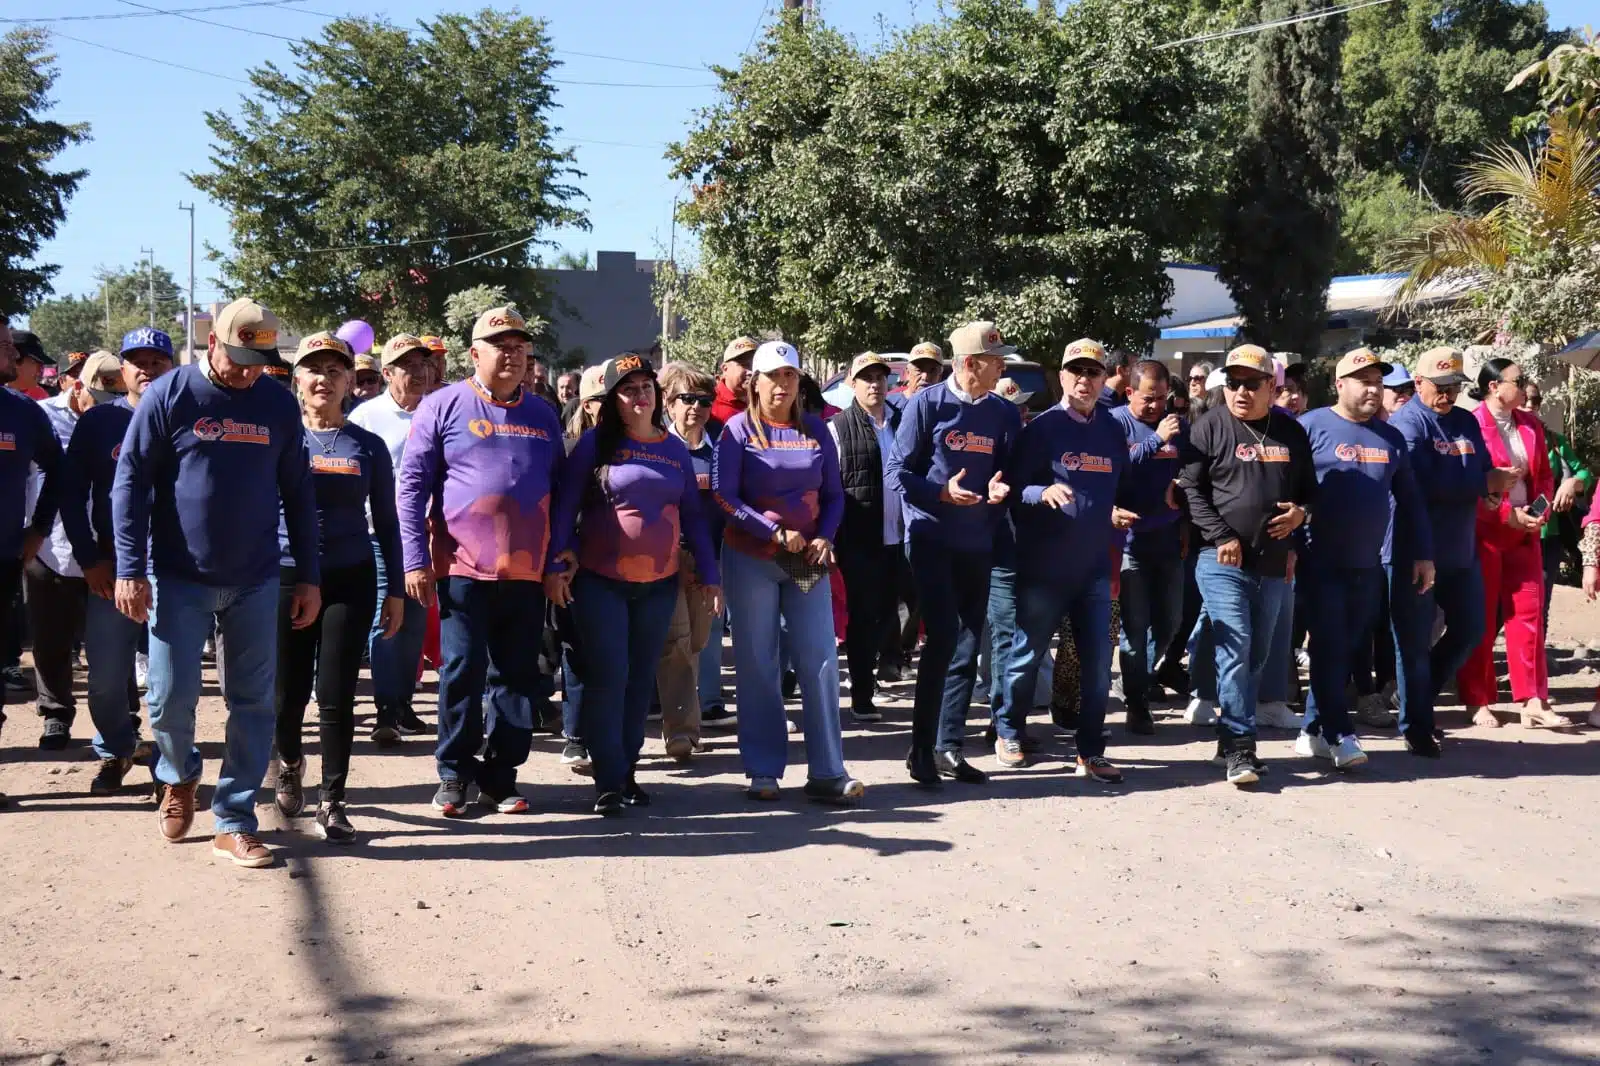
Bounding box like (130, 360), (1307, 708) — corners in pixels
(349, 333), (436, 743)
(25, 351), (126, 749)
(828, 353), (904, 723)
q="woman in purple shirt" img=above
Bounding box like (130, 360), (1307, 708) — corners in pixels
(713, 341), (864, 805)
(546, 354), (721, 816)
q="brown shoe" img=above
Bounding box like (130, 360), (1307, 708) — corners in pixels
(1076, 755), (1124, 785)
(158, 781), (198, 842)
(212, 832), (273, 868)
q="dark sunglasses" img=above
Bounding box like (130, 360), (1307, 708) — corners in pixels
(1224, 377), (1269, 393)
(674, 393), (713, 407)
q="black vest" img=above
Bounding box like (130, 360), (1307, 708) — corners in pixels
(830, 402), (900, 549)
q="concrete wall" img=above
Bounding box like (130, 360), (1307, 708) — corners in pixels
(537, 251), (661, 369)
(1159, 264), (1236, 329)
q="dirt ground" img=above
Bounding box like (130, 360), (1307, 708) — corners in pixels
(2, 587), (1599, 1066)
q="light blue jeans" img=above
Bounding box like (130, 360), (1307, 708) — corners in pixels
(722, 548), (846, 783)
(147, 575), (278, 834)
(368, 535), (427, 724)
(699, 609), (727, 708)
(83, 592), (162, 762)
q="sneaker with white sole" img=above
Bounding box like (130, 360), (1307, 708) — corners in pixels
(1183, 698), (1218, 726)
(747, 775), (780, 801)
(1294, 731), (1333, 760)
(1330, 734), (1368, 770)
(1255, 701), (1303, 730)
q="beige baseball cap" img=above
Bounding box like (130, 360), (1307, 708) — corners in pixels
(381, 333), (432, 367)
(578, 363), (607, 401)
(722, 336), (759, 364)
(1415, 346), (1469, 386)
(1223, 344), (1273, 378)
(353, 354), (380, 373)
(1062, 338), (1107, 367)
(948, 321), (1015, 359)
(996, 377), (1033, 405)
(77, 350), (124, 388)
(213, 297), (282, 366)
(290, 331), (354, 367)
(470, 304), (534, 343)
(908, 342), (943, 368)
(847, 352), (891, 382)
(1336, 347), (1392, 378)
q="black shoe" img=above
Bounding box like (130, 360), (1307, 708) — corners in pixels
(935, 749), (988, 784)
(905, 746), (941, 785)
(1210, 738), (1269, 773)
(1404, 731), (1443, 759)
(1155, 661), (1191, 697)
(90, 756), (133, 795)
(850, 699), (882, 723)
(623, 776), (651, 807)
(370, 721), (402, 747)
(877, 660), (903, 683)
(2, 664), (32, 694)
(432, 780), (469, 817)
(701, 704), (737, 729)
(315, 802), (356, 843)
(1225, 748), (1261, 786)
(803, 775), (866, 805)
(1126, 704), (1156, 736)
(38, 718), (70, 750)
(1050, 703), (1079, 733)
(477, 787), (529, 814)
(395, 708), (430, 735)
(782, 670), (798, 701)
(595, 791), (625, 816)
(275, 759), (305, 818)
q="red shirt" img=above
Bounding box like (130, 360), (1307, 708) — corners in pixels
(710, 381), (745, 425)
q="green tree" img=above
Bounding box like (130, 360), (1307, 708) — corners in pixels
(439, 284), (548, 380)
(25, 293), (101, 357)
(26, 261), (188, 357)
(1510, 25), (1600, 134)
(191, 9), (587, 339)
(665, 0), (1226, 366)
(0, 29), (89, 317)
(1217, 0), (1344, 355)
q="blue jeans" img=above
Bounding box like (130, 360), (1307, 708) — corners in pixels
(1301, 563), (1384, 741)
(1391, 561), (1485, 738)
(569, 571), (678, 793)
(1118, 554), (1182, 709)
(906, 531), (990, 752)
(723, 548), (846, 782)
(1193, 550), (1290, 737)
(1189, 613), (1217, 702)
(435, 577), (544, 796)
(146, 576), (277, 834)
(986, 565), (1017, 716)
(368, 535), (427, 724)
(1003, 571), (1113, 754)
(84, 592), (160, 762)
(1259, 577), (1296, 704)
(699, 609), (727, 708)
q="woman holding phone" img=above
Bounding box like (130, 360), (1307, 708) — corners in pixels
(1460, 358), (1564, 728)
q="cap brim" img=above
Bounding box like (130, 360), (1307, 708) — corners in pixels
(383, 345), (432, 366)
(18, 352), (53, 366)
(222, 343), (279, 366)
(722, 351), (755, 364)
(476, 329), (534, 343)
(981, 345), (1017, 357)
(1224, 366), (1272, 379)
(1424, 372), (1469, 386)
(1342, 361), (1394, 377)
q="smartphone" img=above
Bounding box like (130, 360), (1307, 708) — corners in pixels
(1527, 495), (1550, 519)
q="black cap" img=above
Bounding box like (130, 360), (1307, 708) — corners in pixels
(12, 330), (52, 366)
(601, 352), (654, 394)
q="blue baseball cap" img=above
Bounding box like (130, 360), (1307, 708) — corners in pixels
(1382, 365), (1412, 388)
(120, 326), (174, 359)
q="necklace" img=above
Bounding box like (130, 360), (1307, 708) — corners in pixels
(307, 425), (342, 454)
(1237, 413), (1270, 448)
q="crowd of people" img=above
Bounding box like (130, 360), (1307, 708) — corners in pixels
(2, 300), (1598, 871)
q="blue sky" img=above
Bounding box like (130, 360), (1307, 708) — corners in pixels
(16, 0), (1596, 310)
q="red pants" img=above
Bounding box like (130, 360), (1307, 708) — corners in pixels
(419, 596), (440, 678)
(1457, 532), (1547, 705)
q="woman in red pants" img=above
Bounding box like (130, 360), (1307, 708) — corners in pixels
(1459, 357), (1565, 728)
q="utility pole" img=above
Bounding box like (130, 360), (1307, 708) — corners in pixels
(783, 0), (805, 22)
(178, 203), (196, 361)
(140, 246), (155, 327)
(97, 270), (111, 344)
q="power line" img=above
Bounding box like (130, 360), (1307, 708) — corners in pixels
(0, 0), (307, 22)
(1155, 0), (1396, 51)
(49, 29), (252, 84)
(114, 0), (303, 41)
(744, 2), (773, 54)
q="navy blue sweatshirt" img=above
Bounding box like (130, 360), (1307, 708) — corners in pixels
(61, 397), (134, 570)
(1006, 403), (1127, 582)
(1298, 407), (1431, 570)
(114, 362), (319, 586)
(277, 423), (402, 593)
(1110, 405), (1184, 560)
(887, 380), (1022, 552)
(0, 387), (60, 559)
(1387, 401), (1489, 570)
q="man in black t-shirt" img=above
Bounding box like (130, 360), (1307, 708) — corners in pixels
(1177, 344), (1316, 786)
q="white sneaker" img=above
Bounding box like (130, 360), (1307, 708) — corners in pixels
(134, 652), (149, 690)
(1183, 698), (1217, 726)
(1294, 649), (1311, 671)
(785, 717), (799, 735)
(1294, 731), (1332, 760)
(1331, 734), (1368, 770)
(1256, 701), (1303, 730)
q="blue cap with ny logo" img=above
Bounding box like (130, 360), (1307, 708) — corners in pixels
(120, 326), (174, 359)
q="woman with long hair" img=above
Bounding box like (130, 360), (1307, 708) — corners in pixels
(272, 332), (405, 843)
(713, 341), (864, 804)
(545, 354), (721, 815)
(1460, 357), (1564, 727)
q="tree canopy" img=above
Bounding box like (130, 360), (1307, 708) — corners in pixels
(26, 261), (188, 358)
(0, 29), (89, 318)
(191, 9), (587, 338)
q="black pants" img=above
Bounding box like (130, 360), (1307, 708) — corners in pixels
(0, 557), (18, 729)
(906, 532), (991, 752)
(895, 550), (920, 663)
(22, 558), (86, 724)
(275, 563), (377, 802)
(838, 539), (900, 706)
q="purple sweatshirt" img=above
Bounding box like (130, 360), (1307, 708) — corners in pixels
(713, 411), (843, 559)
(396, 377), (563, 581)
(547, 428), (720, 586)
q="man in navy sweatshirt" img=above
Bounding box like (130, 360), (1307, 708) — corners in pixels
(1385, 347), (1518, 754)
(995, 339), (1134, 780)
(113, 298), (319, 869)
(62, 328), (182, 796)
(1296, 348), (1434, 768)
(1109, 360), (1186, 734)
(0, 316), (62, 802)
(887, 321), (1020, 786)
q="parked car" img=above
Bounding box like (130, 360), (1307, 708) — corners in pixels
(821, 355), (1057, 419)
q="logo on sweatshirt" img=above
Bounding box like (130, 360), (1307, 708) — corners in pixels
(1060, 451), (1115, 474)
(1435, 437), (1475, 456)
(467, 419), (551, 442)
(1334, 443), (1390, 464)
(192, 417), (270, 445)
(111, 443), (121, 460)
(944, 430), (995, 454)
(0, 431), (14, 452)
(1235, 443), (1291, 463)
(310, 455), (362, 476)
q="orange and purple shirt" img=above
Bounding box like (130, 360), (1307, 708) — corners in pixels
(713, 411), (843, 559)
(396, 376), (563, 582)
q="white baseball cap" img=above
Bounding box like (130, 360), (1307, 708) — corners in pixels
(752, 340), (800, 374)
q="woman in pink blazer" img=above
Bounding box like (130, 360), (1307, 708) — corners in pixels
(1461, 358), (1565, 727)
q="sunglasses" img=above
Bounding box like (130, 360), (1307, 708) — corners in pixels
(674, 393), (713, 407)
(1224, 377), (1269, 393)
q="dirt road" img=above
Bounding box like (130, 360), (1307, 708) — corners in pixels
(3, 589), (1598, 1065)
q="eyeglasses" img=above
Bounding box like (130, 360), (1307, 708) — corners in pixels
(1223, 377), (1269, 392)
(1064, 362), (1106, 378)
(674, 393), (713, 407)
